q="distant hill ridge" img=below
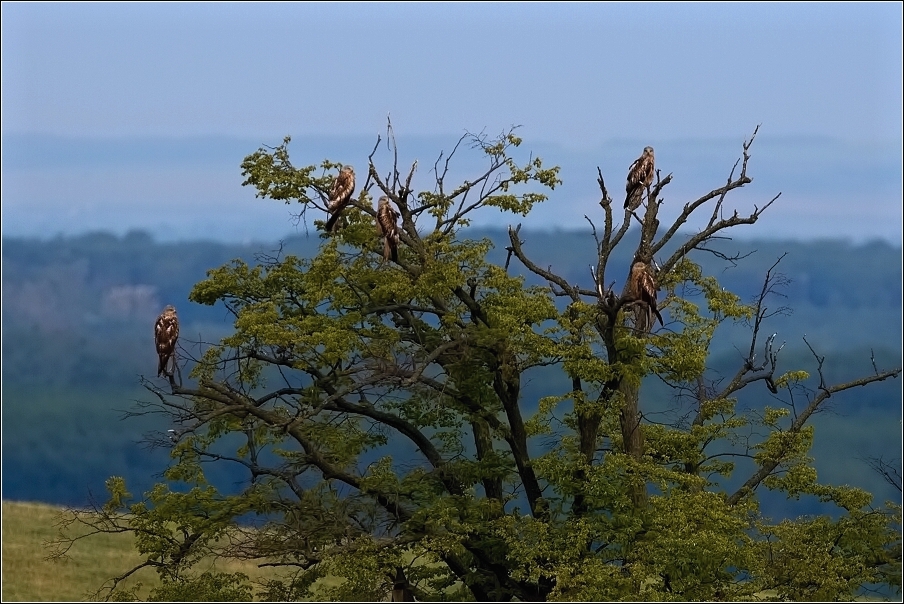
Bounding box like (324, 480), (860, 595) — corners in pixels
(1, 230), (900, 509)
(2, 229), (900, 380)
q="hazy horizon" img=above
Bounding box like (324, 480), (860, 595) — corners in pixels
(2, 132), (900, 245)
(3, 4), (901, 245)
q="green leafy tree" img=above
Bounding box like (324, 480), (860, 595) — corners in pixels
(53, 123), (901, 601)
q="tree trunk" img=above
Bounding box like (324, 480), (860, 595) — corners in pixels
(619, 380), (647, 508)
(472, 418), (503, 500)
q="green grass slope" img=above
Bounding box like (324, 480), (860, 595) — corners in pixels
(0, 500), (289, 602)
(2, 500), (159, 601)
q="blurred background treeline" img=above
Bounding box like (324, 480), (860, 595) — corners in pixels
(1, 229), (901, 516)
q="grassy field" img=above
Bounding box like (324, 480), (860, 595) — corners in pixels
(2, 500), (158, 601)
(0, 500), (287, 602)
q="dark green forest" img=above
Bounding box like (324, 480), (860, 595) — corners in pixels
(1, 230), (901, 514)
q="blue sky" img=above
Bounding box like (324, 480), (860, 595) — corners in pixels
(2, 2), (902, 243)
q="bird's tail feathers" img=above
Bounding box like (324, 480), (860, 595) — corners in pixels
(325, 213), (340, 232)
(625, 188), (642, 210)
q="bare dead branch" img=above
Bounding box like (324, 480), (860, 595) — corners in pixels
(862, 455), (903, 493)
(728, 360), (902, 506)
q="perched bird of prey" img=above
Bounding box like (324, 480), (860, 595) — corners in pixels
(324, 165), (356, 232)
(155, 305), (180, 377)
(376, 196), (401, 263)
(628, 261), (663, 332)
(625, 146), (655, 211)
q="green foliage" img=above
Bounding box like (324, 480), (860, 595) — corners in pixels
(240, 136), (330, 205)
(66, 127), (902, 602)
(148, 572), (252, 602)
(753, 505), (903, 601)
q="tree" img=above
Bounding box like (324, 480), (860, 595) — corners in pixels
(52, 122), (902, 601)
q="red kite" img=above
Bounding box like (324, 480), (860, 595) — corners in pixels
(325, 165), (356, 232)
(155, 305), (179, 377)
(629, 261), (663, 331)
(625, 146), (655, 211)
(376, 196), (401, 263)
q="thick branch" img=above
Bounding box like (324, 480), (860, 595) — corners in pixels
(506, 225), (581, 301)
